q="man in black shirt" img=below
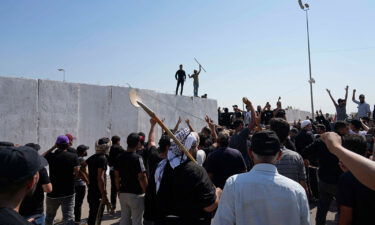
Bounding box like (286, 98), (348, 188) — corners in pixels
(175, 64), (186, 95)
(19, 143), (52, 225)
(144, 119), (171, 225)
(338, 134), (375, 225)
(0, 145), (48, 225)
(154, 128), (221, 225)
(74, 145), (89, 224)
(86, 137), (111, 225)
(301, 122), (349, 225)
(66, 133), (77, 154)
(204, 130), (246, 189)
(295, 120), (314, 153)
(43, 135), (80, 225)
(115, 133), (148, 225)
(273, 101), (287, 120)
(108, 135), (124, 213)
(261, 102), (273, 126)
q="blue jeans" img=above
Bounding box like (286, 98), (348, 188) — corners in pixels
(193, 82), (199, 97)
(45, 195), (75, 225)
(26, 214), (45, 225)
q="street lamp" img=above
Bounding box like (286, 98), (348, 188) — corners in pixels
(298, 0), (315, 119)
(58, 69), (65, 82)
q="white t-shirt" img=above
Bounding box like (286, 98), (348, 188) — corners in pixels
(196, 149), (206, 166)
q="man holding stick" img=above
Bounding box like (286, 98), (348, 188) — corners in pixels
(188, 65), (202, 97)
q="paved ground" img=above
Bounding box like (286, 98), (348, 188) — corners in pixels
(55, 181), (337, 225)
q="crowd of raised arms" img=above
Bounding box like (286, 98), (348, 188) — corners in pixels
(1, 86), (375, 225)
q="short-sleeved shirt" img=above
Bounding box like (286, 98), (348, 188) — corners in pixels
(261, 110), (273, 125)
(175, 69), (186, 81)
(353, 100), (371, 118)
(204, 147), (247, 189)
(86, 153), (108, 193)
(338, 172), (375, 225)
(108, 144), (125, 169)
(45, 150), (79, 198)
(0, 208), (32, 225)
(156, 161), (216, 222)
(335, 105), (347, 121)
(114, 151), (146, 194)
(74, 157), (86, 186)
(191, 73), (199, 84)
(229, 128), (251, 170)
(19, 168), (50, 217)
(275, 148), (306, 183)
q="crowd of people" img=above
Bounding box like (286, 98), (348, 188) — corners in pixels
(1, 87), (375, 225)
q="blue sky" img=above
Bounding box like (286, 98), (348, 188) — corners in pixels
(1, 0), (374, 114)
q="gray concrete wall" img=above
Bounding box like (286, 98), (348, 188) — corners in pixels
(0, 76), (218, 155)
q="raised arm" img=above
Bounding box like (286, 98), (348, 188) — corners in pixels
(242, 97), (257, 131)
(326, 89), (338, 107)
(172, 117), (182, 134)
(205, 115), (217, 142)
(321, 132), (375, 191)
(352, 89), (357, 102)
(198, 65), (202, 74)
(344, 85), (349, 102)
(185, 119), (195, 133)
(147, 118), (157, 149)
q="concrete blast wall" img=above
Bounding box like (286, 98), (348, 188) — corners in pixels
(0, 76), (217, 155)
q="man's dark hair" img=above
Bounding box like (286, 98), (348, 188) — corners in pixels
(217, 131), (230, 147)
(342, 134), (367, 156)
(334, 121), (349, 133)
(269, 118), (290, 143)
(25, 143), (41, 151)
(201, 127), (211, 135)
(77, 145), (88, 155)
(350, 119), (362, 130)
(98, 137), (110, 145)
(233, 119), (244, 129)
(158, 135), (171, 151)
(111, 135), (121, 145)
(290, 128), (299, 134)
(56, 143), (69, 150)
(127, 133), (140, 148)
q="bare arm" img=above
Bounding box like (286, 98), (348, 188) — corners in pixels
(97, 168), (107, 196)
(138, 172), (148, 193)
(198, 65), (202, 74)
(352, 89), (356, 102)
(242, 97), (256, 131)
(203, 188), (222, 212)
(114, 170), (121, 192)
(172, 117), (182, 134)
(42, 145), (57, 157)
(344, 85), (349, 102)
(339, 206), (353, 225)
(42, 183), (52, 193)
(147, 118), (157, 149)
(205, 115), (217, 142)
(321, 132), (375, 191)
(185, 119), (195, 132)
(326, 89), (338, 107)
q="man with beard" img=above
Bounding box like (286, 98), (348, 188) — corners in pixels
(0, 146), (48, 225)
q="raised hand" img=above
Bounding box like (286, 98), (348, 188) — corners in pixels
(177, 116), (182, 124)
(345, 85), (349, 91)
(150, 118), (157, 126)
(242, 97), (252, 106)
(185, 119), (190, 124)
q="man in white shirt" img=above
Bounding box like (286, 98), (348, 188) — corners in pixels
(352, 89), (371, 119)
(212, 131), (310, 225)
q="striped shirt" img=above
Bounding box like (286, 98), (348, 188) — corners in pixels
(275, 147), (306, 183)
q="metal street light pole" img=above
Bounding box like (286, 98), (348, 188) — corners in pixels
(298, 0), (315, 119)
(58, 69), (65, 82)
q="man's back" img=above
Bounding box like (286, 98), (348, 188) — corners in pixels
(115, 151), (145, 194)
(212, 164), (310, 225)
(45, 150), (78, 198)
(204, 147), (246, 189)
(86, 153), (107, 192)
(275, 148), (306, 183)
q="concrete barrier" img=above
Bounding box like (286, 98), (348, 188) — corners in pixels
(0, 76), (218, 155)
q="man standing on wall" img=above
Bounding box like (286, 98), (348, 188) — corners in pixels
(352, 89), (371, 119)
(175, 64), (186, 96)
(188, 65), (201, 97)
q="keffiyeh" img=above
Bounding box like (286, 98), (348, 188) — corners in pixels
(95, 140), (112, 155)
(155, 128), (198, 192)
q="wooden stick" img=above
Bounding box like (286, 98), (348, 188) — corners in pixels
(194, 58), (207, 73)
(137, 101), (197, 164)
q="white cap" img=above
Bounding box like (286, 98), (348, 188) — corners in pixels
(301, 120), (312, 129)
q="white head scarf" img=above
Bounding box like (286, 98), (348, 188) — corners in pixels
(155, 128), (198, 192)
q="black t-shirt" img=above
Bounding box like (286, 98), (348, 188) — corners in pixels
(261, 110), (273, 125)
(114, 151), (146, 194)
(19, 168), (50, 217)
(301, 139), (342, 184)
(0, 208), (32, 225)
(204, 147), (246, 189)
(156, 161), (216, 221)
(175, 69), (186, 81)
(86, 153), (108, 193)
(295, 130), (315, 153)
(67, 147), (77, 154)
(229, 127), (252, 170)
(108, 144), (124, 168)
(45, 150), (79, 198)
(338, 172), (375, 225)
(144, 146), (164, 220)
